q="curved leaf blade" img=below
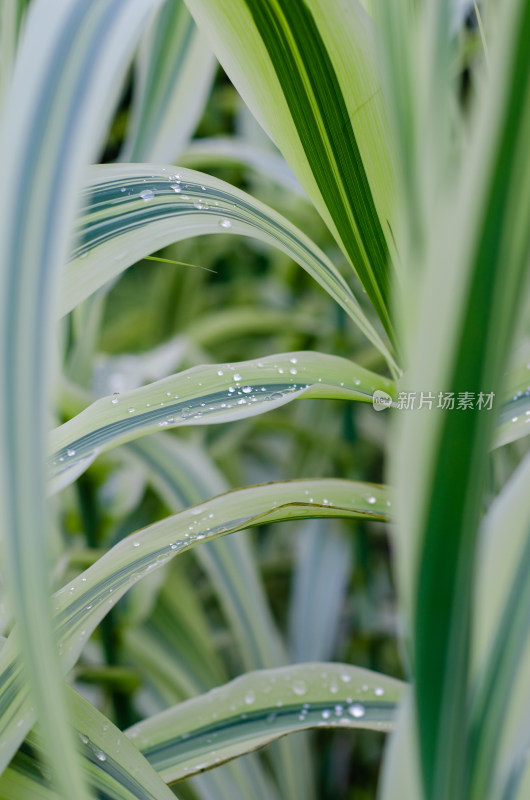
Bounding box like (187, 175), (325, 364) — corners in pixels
(0, 1), (162, 797)
(48, 351), (395, 492)
(126, 663), (404, 783)
(64, 164), (396, 369)
(184, 0), (396, 338)
(0, 478), (391, 775)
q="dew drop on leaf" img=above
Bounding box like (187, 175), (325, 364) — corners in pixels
(348, 703), (366, 718)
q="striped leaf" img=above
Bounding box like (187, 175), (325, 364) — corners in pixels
(2, 663), (402, 799)
(0, 478), (391, 775)
(184, 0), (397, 339)
(470, 451), (530, 798)
(64, 164), (395, 369)
(386, 1), (530, 799)
(494, 344), (530, 447)
(126, 663), (404, 783)
(126, 434), (311, 800)
(48, 351), (395, 492)
(0, 1), (163, 797)
(23, 689), (176, 800)
(122, 2), (217, 163)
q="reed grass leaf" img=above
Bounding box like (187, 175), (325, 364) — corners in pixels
(0, 0), (163, 796)
(126, 662), (404, 783)
(48, 351), (395, 492)
(390, 1), (530, 798)
(0, 478), (391, 774)
(126, 435), (311, 800)
(184, 0), (397, 339)
(179, 138), (306, 197)
(121, 2), (216, 163)
(65, 164), (395, 368)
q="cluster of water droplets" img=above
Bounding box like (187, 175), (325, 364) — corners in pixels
(107, 360), (312, 433)
(133, 172), (235, 231)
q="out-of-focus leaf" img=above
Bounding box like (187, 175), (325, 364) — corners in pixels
(0, 0), (163, 797)
(179, 137), (306, 197)
(288, 519), (352, 663)
(122, 2), (217, 163)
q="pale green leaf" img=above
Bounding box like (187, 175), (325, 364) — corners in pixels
(0, 1), (163, 797)
(122, 2), (217, 163)
(126, 662), (404, 783)
(184, 0), (397, 337)
(0, 478), (391, 775)
(65, 164), (396, 369)
(48, 351), (395, 492)
(179, 137), (306, 197)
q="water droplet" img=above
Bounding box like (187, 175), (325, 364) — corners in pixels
(242, 386), (252, 394)
(194, 201), (208, 210)
(128, 407), (135, 414)
(170, 184), (181, 193)
(290, 357), (298, 364)
(181, 407), (192, 419)
(321, 710), (331, 720)
(219, 218), (232, 229)
(374, 687), (384, 696)
(348, 703), (366, 718)
(66, 448), (76, 457)
(140, 189), (154, 201)
(111, 393), (119, 404)
(290, 368), (298, 375)
(95, 750), (107, 762)
(133, 542), (140, 548)
(234, 373), (242, 382)
(366, 496), (376, 505)
(217, 369), (224, 376)
(244, 691), (255, 705)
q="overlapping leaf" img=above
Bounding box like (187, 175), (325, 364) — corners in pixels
(184, 0), (397, 338)
(0, 1), (163, 797)
(122, 2), (217, 163)
(0, 478), (391, 776)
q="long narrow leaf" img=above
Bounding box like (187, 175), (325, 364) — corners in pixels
(0, 478), (391, 774)
(65, 164), (396, 369)
(126, 663), (403, 783)
(122, 2), (217, 163)
(48, 351), (395, 492)
(0, 1), (162, 797)
(184, 0), (397, 338)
